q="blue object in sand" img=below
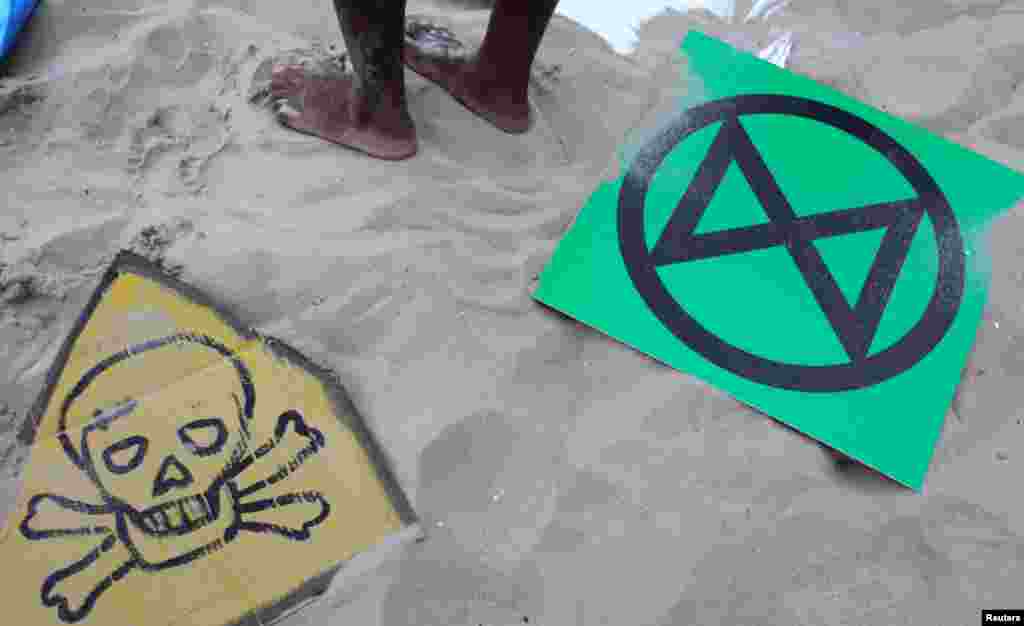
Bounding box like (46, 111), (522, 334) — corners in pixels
(1, 0), (39, 62)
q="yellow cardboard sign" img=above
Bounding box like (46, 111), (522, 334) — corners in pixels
(1, 252), (418, 625)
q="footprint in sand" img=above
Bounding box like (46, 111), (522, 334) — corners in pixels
(126, 102), (232, 194)
(140, 19), (216, 87)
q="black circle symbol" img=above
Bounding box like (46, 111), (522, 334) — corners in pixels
(618, 94), (965, 392)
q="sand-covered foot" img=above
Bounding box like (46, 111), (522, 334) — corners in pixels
(270, 65), (418, 161)
(403, 18), (531, 134)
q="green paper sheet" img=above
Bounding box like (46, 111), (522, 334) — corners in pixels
(534, 30), (1024, 489)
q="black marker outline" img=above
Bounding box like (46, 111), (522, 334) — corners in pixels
(100, 436), (149, 475)
(178, 417), (229, 458)
(618, 94), (965, 392)
(151, 455), (195, 497)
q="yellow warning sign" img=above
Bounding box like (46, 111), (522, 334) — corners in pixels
(1, 252), (418, 625)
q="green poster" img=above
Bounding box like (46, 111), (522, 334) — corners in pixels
(534, 30), (1024, 489)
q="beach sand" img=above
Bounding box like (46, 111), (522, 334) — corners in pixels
(1, 1), (1023, 624)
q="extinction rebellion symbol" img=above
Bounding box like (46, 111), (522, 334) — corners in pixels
(617, 94), (966, 392)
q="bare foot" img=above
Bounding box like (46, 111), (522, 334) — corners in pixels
(270, 64), (418, 161)
(403, 20), (531, 134)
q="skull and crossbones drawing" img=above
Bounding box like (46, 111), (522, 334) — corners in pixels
(19, 333), (331, 624)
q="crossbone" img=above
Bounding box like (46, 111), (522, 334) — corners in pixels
(19, 409), (330, 624)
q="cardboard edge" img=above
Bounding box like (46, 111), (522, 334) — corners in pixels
(18, 250), (260, 446)
(255, 334), (420, 529)
(532, 291), (925, 489)
(250, 523), (424, 626)
(17, 252), (124, 446)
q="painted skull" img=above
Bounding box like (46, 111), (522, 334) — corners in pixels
(61, 334), (255, 570)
